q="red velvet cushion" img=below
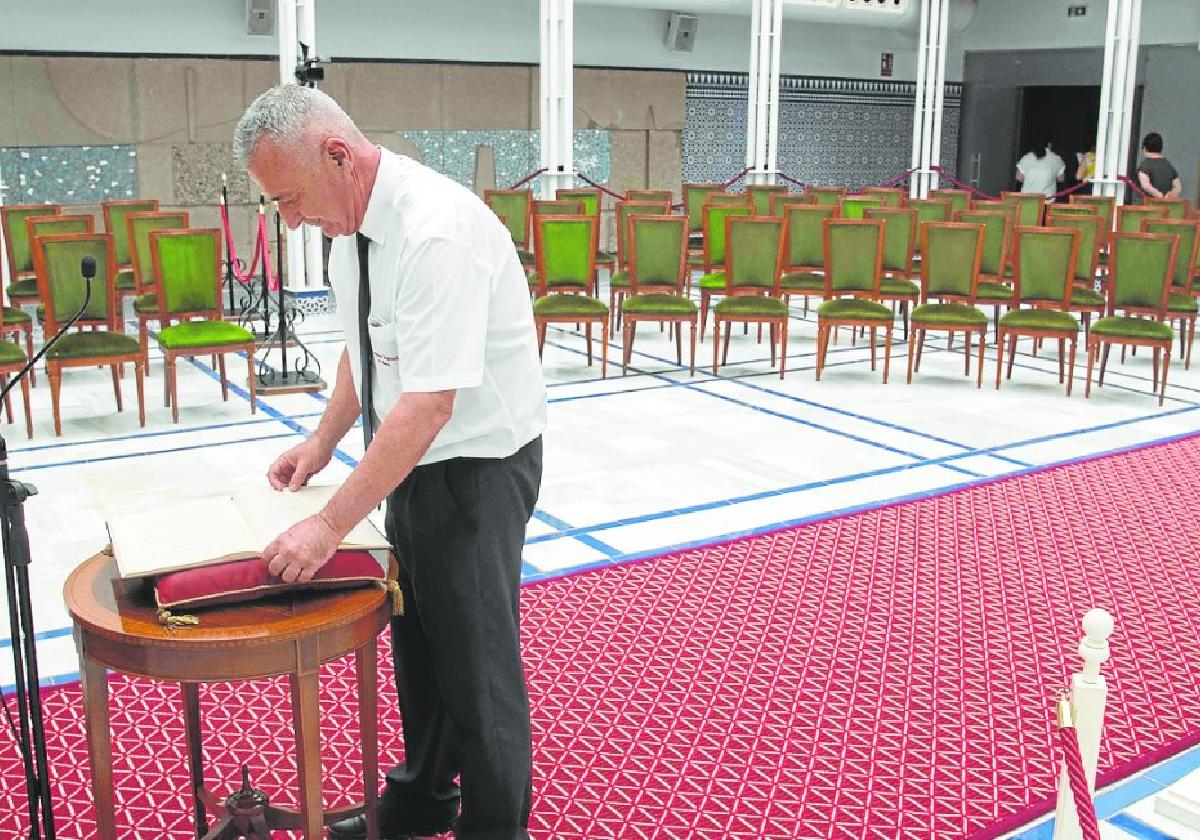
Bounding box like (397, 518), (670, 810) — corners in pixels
(154, 549), (386, 611)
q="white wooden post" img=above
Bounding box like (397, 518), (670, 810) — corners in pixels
(745, 0), (782, 187)
(539, 0), (575, 200)
(1092, 0), (1142, 204)
(909, 0), (949, 198)
(1053, 608), (1114, 840)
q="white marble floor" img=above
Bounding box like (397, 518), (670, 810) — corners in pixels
(2, 281), (1199, 836)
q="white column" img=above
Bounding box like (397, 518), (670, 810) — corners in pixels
(539, 0), (575, 200)
(0, 159), (9, 299)
(298, 0), (323, 290)
(909, 0), (949, 198)
(1093, 0), (1142, 204)
(745, 0), (782, 187)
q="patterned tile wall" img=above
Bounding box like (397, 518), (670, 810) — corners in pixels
(0, 144), (139, 204)
(397, 129), (611, 190)
(684, 74), (961, 190)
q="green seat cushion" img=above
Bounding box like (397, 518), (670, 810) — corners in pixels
(2, 307), (30, 325)
(595, 251), (616, 265)
(998, 308), (1079, 332)
(687, 254), (707, 266)
(714, 296), (789, 317)
(517, 249), (535, 265)
(610, 271), (630, 288)
(817, 298), (894, 322)
(1091, 316), (1173, 341)
(1070, 288), (1106, 307)
(133, 293), (158, 314)
(975, 281), (1014, 301)
(0, 339), (25, 365)
(6, 280), (38, 299)
(911, 303), (988, 326)
(46, 331), (140, 360)
(623, 294), (698, 316)
(698, 272), (726, 290)
(781, 273), (825, 292)
(526, 272), (588, 289)
(533, 294), (609, 317)
(115, 269), (136, 291)
(158, 320), (255, 350)
(880, 278), (919, 298)
(1168, 293), (1198, 314)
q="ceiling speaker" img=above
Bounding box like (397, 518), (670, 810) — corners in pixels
(665, 13), (698, 53)
(246, 0), (275, 36)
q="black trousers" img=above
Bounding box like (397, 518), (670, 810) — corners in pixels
(382, 436), (542, 840)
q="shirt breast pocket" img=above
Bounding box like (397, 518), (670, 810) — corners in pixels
(365, 319), (402, 410)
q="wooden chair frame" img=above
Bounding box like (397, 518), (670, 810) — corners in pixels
(483, 189), (533, 251)
(698, 202), (753, 337)
(711, 216), (789, 378)
(2, 203), (62, 282)
(816, 219), (892, 383)
(908, 222), (987, 387)
(865, 207), (918, 340)
(780, 205), (839, 315)
(610, 200), (670, 324)
(622, 215), (695, 376)
(532, 216), (607, 376)
(1143, 218), (1200, 368)
(127, 210), (191, 373)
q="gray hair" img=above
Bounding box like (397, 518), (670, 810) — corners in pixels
(233, 84), (357, 169)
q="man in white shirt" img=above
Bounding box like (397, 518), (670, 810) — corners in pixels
(234, 85), (547, 840)
(1015, 142), (1065, 200)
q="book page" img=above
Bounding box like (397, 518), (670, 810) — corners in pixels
(234, 485), (390, 551)
(109, 496), (259, 579)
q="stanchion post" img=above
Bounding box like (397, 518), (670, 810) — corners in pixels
(1053, 608), (1114, 840)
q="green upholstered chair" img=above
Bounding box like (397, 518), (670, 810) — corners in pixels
(995, 227), (1081, 394)
(747, 184), (788, 216)
(16, 211), (87, 307)
(0, 342), (34, 439)
(626, 189), (673, 204)
(556, 188), (612, 273)
(808, 187), (847, 207)
(128, 210), (190, 372)
(2, 204), (61, 298)
(1070, 194), (1116, 248)
(859, 187), (903, 208)
(621, 215), (696, 375)
(150, 229), (256, 423)
(1145, 197), (1192, 220)
(906, 198), (953, 266)
(1046, 205), (1099, 221)
(780, 204), (838, 314)
(484, 189), (534, 270)
(769, 192), (813, 215)
(532, 216), (608, 376)
(711, 216), (788, 378)
(864, 207), (919, 339)
(1047, 214), (1105, 340)
(533, 199), (584, 217)
(610, 200), (671, 322)
(839, 196), (884, 220)
(1116, 204), (1167, 234)
(683, 183), (724, 243)
(32, 233), (144, 436)
(696, 203), (754, 337)
(1143, 218), (1200, 368)
(815, 219), (893, 383)
(907, 222), (987, 387)
(1086, 232), (1178, 405)
(955, 209), (1013, 340)
(1000, 191), (1046, 227)
(102, 199), (160, 301)
(928, 188), (972, 215)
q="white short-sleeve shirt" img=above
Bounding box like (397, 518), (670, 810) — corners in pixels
(1016, 152), (1064, 199)
(328, 150), (547, 465)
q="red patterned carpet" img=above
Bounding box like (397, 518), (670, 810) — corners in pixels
(5, 435), (1200, 838)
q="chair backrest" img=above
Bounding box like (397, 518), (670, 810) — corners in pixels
(1116, 204), (1168, 233)
(1046, 205), (1099, 221)
(1107, 232), (1177, 319)
(2, 203), (62, 278)
(724, 216), (785, 296)
(615, 200), (671, 269)
(908, 199), (953, 255)
(27, 214), (95, 253)
(839, 196), (884, 220)
(1011, 226), (1079, 307)
(708, 193), (749, 206)
(822, 219), (885, 298)
(534, 199), (584, 217)
(626, 189), (673, 204)
(684, 183), (724, 233)
(859, 187), (903, 207)
(809, 186), (847, 207)
(702, 203), (753, 269)
(150, 228), (223, 319)
(863, 207), (916, 275)
(920, 222), (984, 304)
(1145, 197), (1191, 220)
(928, 188), (972, 214)
(32, 233), (117, 332)
(555, 188), (601, 219)
(1070, 194), (1117, 245)
(628, 215), (687, 295)
(1046, 213), (1102, 285)
(483, 189), (533, 249)
(1000, 191), (1046, 227)
(770, 192), (814, 215)
(1143, 219), (1200, 293)
(747, 184), (788, 216)
(102, 199), (160, 267)
(783, 205), (838, 272)
(532, 216), (598, 298)
(127, 211), (190, 293)
(954, 210), (1009, 277)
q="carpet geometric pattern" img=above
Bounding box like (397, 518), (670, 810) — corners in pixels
(4, 435), (1200, 838)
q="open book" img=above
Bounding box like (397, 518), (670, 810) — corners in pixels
(107, 485), (390, 579)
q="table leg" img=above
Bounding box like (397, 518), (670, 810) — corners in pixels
(77, 641), (117, 839)
(290, 662), (324, 839)
(356, 641), (380, 840)
(181, 682), (208, 838)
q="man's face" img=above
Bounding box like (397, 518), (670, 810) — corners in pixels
(248, 137), (356, 237)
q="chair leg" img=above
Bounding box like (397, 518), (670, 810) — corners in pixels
(135, 360), (145, 427)
(1099, 343), (1111, 386)
(675, 319), (683, 366)
(869, 326), (877, 371)
(218, 353), (229, 402)
(111, 366), (124, 412)
(995, 330), (1005, 390)
(1160, 345), (1171, 406)
(1189, 317), (1195, 371)
(901, 301), (909, 341)
(688, 321), (697, 377)
(23, 328), (35, 388)
(163, 352), (172, 407)
(1006, 334), (1017, 380)
(622, 320), (633, 376)
(907, 328), (918, 384)
(779, 320), (788, 380)
(700, 292), (710, 341)
(815, 323), (826, 381)
(536, 321), (547, 358)
(167, 356), (180, 423)
(1, 375), (12, 425)
(1086, 339), (1097, 398)
(600, 318), (608, 379)
(976, 328), (985, 388)
(20, 375), (31, 439)
(963, 332), (971, 377)
(712, 320), (721, 375)
(882, 327), (893, 384)
(246, 349), (257, 414)
(140, 321), (150, 376)
(48, 364), (62, 437)
(1058, 338), (1065, 384)
(915, 329), (926, 372)
(721, 321), (733, 366)
(1066, 338), (1077, 397)
(585, 323), (594, 367)
(768, 322), (776, 368)
(1083, 311), (1091, 344)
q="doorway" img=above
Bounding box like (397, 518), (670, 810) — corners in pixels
(1017, 85), (1100, 191)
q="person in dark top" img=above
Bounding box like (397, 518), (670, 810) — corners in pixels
(1136, 132), (1182, 199)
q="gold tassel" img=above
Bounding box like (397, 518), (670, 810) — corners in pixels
(157, 608), (200, 629)
(385, 580), (404, 617)
(100, 543), (114, 557)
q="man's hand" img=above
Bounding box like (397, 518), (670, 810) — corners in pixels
(267, 437), (334, 491)
(263, 512), (342, 583)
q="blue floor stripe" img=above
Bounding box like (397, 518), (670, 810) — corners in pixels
(531, 509), (620, 557)
(0, 625), (73, 651)
(1108, 813), (1177, 839)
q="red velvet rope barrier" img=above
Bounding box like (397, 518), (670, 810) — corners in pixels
(257, 211), (279, 292)
(1059, 694), (1103, 840)
(219, 201), (278, 290)
(509, 167), (548, 190)
(575, 173), (627, 203)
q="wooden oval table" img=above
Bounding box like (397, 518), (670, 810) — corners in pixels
(64, 552), (393, 840)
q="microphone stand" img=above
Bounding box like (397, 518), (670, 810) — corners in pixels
(2, 260), (97, 839)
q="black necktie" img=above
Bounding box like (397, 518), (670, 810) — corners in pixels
(356, 232), (376, 449)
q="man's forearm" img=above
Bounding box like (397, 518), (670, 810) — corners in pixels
(313, 350), (364, 449)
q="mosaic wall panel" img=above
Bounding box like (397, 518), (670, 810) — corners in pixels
(0, 144), (138, 204)
(684, 74), (961, 191)
(172, 142), (252, 205)
(396, 129), (611, 191)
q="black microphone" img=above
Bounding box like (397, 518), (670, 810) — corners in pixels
(80, 256), (96, 280)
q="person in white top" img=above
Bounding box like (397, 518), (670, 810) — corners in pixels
(1015, 142), (1065, 200)
(235, 85), (546, 840)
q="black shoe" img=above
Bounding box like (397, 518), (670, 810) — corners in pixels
(327, 809), (458, 840)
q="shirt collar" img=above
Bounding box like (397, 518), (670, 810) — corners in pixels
(357, 147), (399, 244)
